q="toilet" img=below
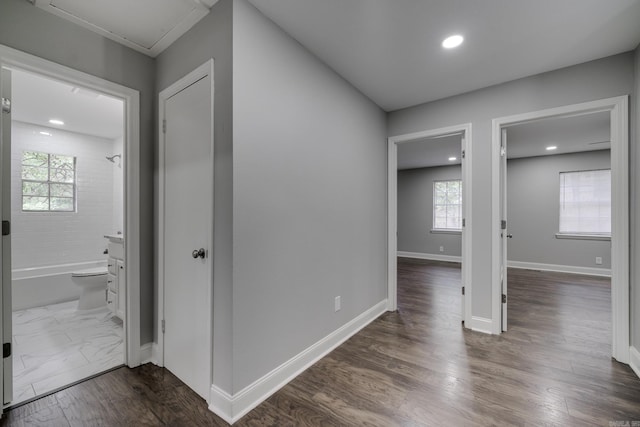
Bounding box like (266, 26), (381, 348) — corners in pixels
(71, 267), (108, 310)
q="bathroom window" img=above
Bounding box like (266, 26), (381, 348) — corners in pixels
(21, 151), (76, 212)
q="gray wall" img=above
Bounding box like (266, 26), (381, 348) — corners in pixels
(0, 0), (155, 344)
(233, 0), (387, 392)
(507, 151), (611, 269)
(388, 52), (635, 320)
(155, 0), (234, 394)
(633, 45), (640, 351)
(398, 165), (462, 257)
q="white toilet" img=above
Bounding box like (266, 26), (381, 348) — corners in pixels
(71, 267), (108, 310)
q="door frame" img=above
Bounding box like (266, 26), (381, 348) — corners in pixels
(156, 59), (214, 387)
(491, 96), (629, 364)
(0, 44), (142, 375)
(388, 123), (473, 325)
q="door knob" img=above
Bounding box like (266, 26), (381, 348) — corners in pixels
(192, 248), (206, 259)
(506, 234), (513, 238)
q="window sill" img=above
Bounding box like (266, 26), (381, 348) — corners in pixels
(431, 229), (462, 235)
(555, 233), (611, 241)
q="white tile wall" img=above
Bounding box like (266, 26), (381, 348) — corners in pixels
(11, 121), (121, 269)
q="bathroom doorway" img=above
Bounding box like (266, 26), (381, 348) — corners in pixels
(0, 45), (142, 411)
(9, 68), (125, 405)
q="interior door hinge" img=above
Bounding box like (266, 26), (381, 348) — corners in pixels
(462, 218), (465, 227)
(1, 97), (10, 114)
(501, 220), (507, 230)
(162, 119), (166, 134)
(3, 343), (11, 358)
(502, 294), (507, 304)
(461, 149), (465, 159)
(161, 319), (165, 333)
(462, 286), (465, 296)
(2, 220), (9, 236)
(500, 145), (506, 157)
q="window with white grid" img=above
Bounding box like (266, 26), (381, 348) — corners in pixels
(559, 169), (610, 235)
(433, 180), (462, 230)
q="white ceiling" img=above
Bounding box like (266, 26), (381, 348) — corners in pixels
(398, 111), (610, 170)
(398, 134), (462, 170)
(29, 0), (640, 111)
(506, 111), (610, 159)
(248, 0), (640, 111)
(11, 69), (124, 140)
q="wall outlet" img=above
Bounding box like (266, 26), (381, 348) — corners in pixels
(334, 296), (341, 312)
(439, 246), (444, 252)
(595, 257), (603, 265)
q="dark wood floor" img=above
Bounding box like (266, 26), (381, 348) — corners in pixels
(3, 258), (640, 426)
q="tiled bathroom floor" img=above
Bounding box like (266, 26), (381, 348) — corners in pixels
(11, 300), (124, 405)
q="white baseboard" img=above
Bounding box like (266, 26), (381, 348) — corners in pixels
(397, 251), (461, 263)
(630, 346), (640, 379)
(507, 260), (611, 277)
(139, 343), (154, 365)
(208, 299), (389, 424)
(471, 316), (493, 334)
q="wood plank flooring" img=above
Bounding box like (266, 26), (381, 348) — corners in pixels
(3, 258), (640, 426)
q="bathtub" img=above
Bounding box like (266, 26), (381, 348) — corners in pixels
(12, 261), (107, 311)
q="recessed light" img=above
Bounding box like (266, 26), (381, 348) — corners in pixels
(49, 119), (64, 125)
(448, 157), (457, 161)
(546, 146), (557, 151)
(442, 35), (464, 49)
(39, 131), (52, 136)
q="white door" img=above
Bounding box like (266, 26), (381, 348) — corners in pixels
(162, 70), (213, 400)
(500, 128), (509, 331)
(1, 67), (13, 407)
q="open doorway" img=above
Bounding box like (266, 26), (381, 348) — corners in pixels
(492, 96), (629, 363)
(0, 45), (142, 410)
(388, 123), (472, 325)
(8, 69), (125, 405)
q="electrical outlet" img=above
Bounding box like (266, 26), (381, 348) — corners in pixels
(334, 296), (341, 312)
(595, 257), (603, 265)
(439, 246), (444, 252)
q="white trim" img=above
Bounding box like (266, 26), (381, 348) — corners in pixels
(430, 229), (462, 235)
(33, 0), (217, 58)
(139, 343), (154, 364)
(398, 251), (461, 263)
(157, 59), (215, 389)
(208, 300), (388, 424)
(555, 233), (610, 241)
(0, 44), (142, 369)
(491, 96), (629, 363)
(388, 123), (472, 327)
(507, 260), (611, 277)
(470, 316), (493, 334)
(630, 346), (640, 379)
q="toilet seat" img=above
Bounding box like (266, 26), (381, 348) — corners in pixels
(71, 267), (108, 278)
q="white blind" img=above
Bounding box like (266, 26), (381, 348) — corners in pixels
(559, 169), (610, 235)
(433, 180), (462, 230)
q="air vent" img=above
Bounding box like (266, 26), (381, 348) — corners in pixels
(34, 0), (217, 57)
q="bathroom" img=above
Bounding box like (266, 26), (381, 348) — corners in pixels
(8, 69), (125, 405)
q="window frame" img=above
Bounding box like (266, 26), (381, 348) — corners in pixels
(432, 179), (462, 232)
(557, 168), (611, 239)
(21, 150), (77, 213)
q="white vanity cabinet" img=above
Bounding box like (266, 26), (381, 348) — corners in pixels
(105, 235), (125, 321)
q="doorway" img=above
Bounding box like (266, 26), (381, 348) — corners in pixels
(388, 123), (472, 325)
(157, 60), (214, 400)
(0, 44), (142, 410)
(491, 96), (629, 363)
